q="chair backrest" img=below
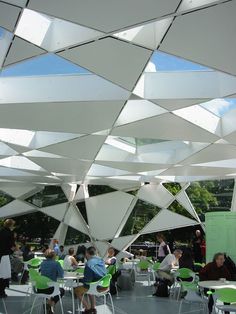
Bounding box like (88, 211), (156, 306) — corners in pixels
(107, 265), (116, 276)
(137, 260), (150, 270)
(29, 268), (39, 281)
(216, 288), (236, 303)
(99, 274), (112, 288)
(76, 268), (85, 275)
(152, 262), (161, 272)
(176, 268), (195, 280)
(34, 274), (52, 290)
(58, 260), (64, 268)
(27, 258), (42, 268)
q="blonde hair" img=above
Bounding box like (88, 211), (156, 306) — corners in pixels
(4, 219), (15, 229)
(44, 249), (56, 259)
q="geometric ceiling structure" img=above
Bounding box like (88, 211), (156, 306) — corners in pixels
(0, 0), (236, 250)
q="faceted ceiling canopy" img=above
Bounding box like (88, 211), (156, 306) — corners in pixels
(0, 0), (236, 188)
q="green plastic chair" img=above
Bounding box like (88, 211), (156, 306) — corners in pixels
(215, 288), (236, 313)
(175, 268), (196, 300)
(27, 258), (42, 268)
(107, 265), (117, 276)
(76, 267), (85, 276)
(80, 274), (114, 313)
(29, 273), (64, 314)
(58, 260), (64, 268)
(137, 259), (150, 271)
(150, 262), (161, 282)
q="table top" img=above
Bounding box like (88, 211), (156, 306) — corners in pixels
(198, 280), (236, 289)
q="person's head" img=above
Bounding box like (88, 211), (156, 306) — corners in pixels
(139, 249), (144, 256)
(213, 253), (225, 267)
(44, 249), (56, 260)
(85, 246), (97, 260)
(59, 245), (64, 252)
(108, 247), (115, 257)
(68, 248), (74, 256)
(53, 239), (59, 245)
(4, 218), (15, 230)
(195, 230), (201, 237)
(156, 233), (165, 243)
(173, 249), (183, 260)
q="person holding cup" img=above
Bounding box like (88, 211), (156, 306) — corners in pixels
(199, 252), (231, 313)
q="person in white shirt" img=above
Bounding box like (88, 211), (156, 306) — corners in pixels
(105, 248), (117, 265)
(158, 249), (182, 282)
(63, 248), (78, 270)
(156, 233), (171, 262)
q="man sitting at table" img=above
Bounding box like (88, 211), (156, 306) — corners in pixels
(63, 247), (78, 270)
(40, 249), (65, 314)
(199, 252), (231, 314)
(75, 246), (107, 314)
(157, 249), (182, 283)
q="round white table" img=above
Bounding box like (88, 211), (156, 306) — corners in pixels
(199, 280), (236, 290)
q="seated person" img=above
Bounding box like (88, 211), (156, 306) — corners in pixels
(75, 247), (107, 314)
(138, 249), (147, 260)
(199, 252), (231, 314)
(58, 245), (66, 260)
(40, 249), (65, 314)
(158, 249), (182, 283)
(179, 247), (194, 270)
(105, 248), (117, 265)
(63, 248), (78, 270)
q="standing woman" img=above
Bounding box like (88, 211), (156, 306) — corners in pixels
(0, 219), (16, 297)
(156, 233), (170, 262)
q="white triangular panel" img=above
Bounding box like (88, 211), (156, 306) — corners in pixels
(63, 204), (89, 235)
(39, 135), (106, 160)
(0, 183), (37, 198)
(86, 191), (134, 240)
(115, 100), (167, 126)
(141, 209), (198, 234)
(39, 203), (67, 221)
(0, 200), (36, 218)
(58, 37), (152, 91)
(137, 184), (174, 208)
(4, 37), (45, 66)
(61, 183), (77, 202)
(111, 235), (138, 251)
(0, 142), (17, 157)
(0, 156), (46, 172)
(74, 185), (86, 201)
(52, 222), (68, 245)
(176, 190), (200, 220)
(114, 17), (173, 50)
(94, 241), (110, 259)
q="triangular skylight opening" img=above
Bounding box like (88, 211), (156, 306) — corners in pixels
(145, 51), (211, 72)
(0, 190), (14, 208)
(0, 53), (90, 77)
(65, 226), (90, 246)
(201, 98), (236, 117)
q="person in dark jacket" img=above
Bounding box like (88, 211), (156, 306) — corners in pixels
(199, 252), (231, 313)
(0, 219), (16, 297)
(179, 248), (194, 270)
(75, 247), (107, 314)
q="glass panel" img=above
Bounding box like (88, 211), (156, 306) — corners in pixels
(121, 199), (161, 236)
(87, 185), (116, 197)
(168, 200), (193, 219)
(64, 226), (90, 246)
(186, 179), (234, 221)
(0, 191), (14, 207)
(76, 201), (88, 225)
(14, 212), (59, 244)
(163, 182), (182, 195)
(25, 186), (67, 208)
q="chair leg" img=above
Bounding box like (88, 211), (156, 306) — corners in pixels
(178, 299), (183, 314)
(108, 293), (115, 314)
(2, 299), (7, 314)
(44, 298), (47, 314)
(59, 295), (64, 314)
(30, 296), (38, 314)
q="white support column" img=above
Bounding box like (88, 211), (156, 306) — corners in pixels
(230, 178), (236, 211)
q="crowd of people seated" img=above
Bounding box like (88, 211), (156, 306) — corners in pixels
(1, 219), (236, 314)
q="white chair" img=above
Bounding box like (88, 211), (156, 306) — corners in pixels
(178, 289), (208, 314)
(79, 274), (115, 314)
(29, 281), (64, 314)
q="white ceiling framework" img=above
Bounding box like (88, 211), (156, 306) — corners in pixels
(0, 0), (236, 248)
